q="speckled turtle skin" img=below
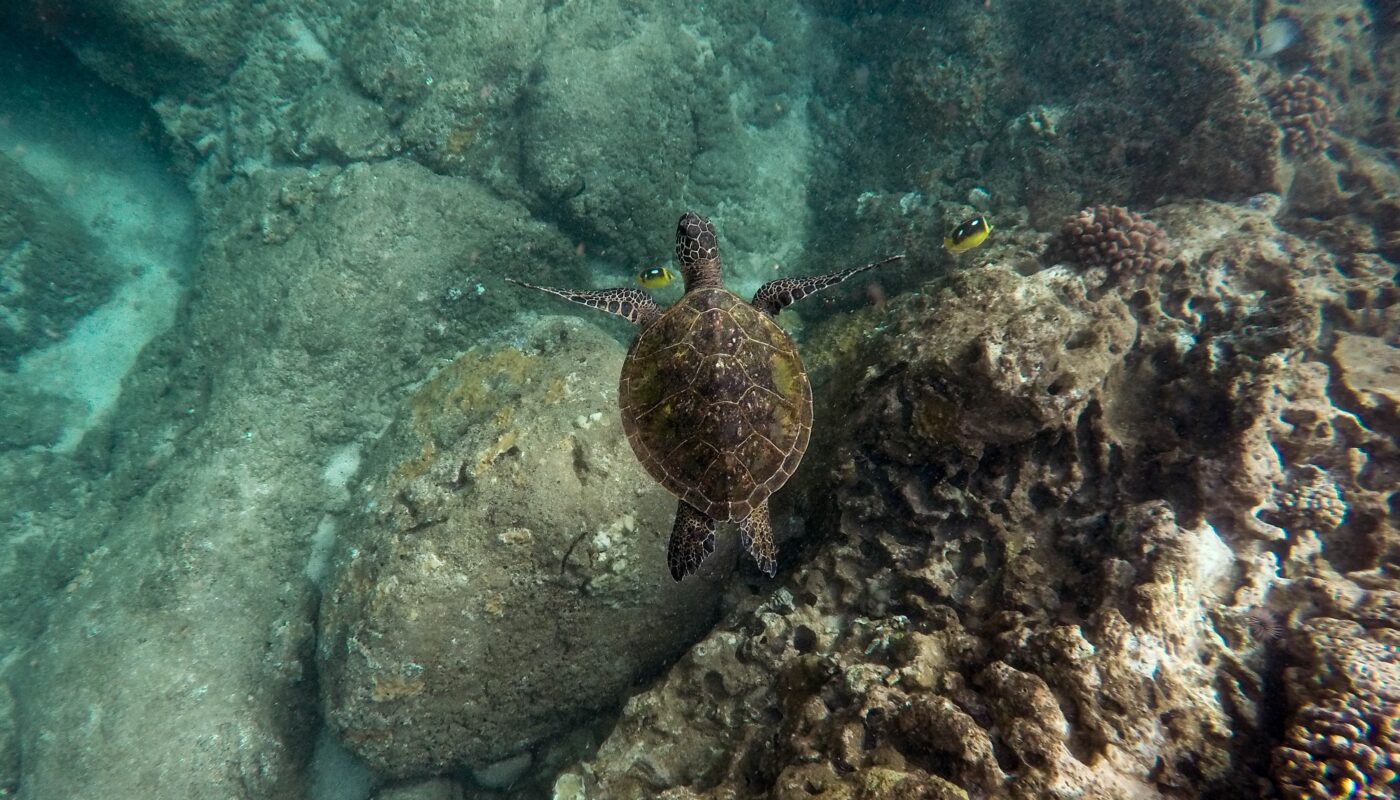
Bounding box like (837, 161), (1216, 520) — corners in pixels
(620, 288), (812, 522)
(508, 212), (901, 580)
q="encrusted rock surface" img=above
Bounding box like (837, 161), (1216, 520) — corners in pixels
(2, 159), (575, 800)
(0, 684), (15, 797)
(318, 316), (732, 776)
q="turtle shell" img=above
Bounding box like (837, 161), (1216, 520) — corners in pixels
(619, 288), (813, 521)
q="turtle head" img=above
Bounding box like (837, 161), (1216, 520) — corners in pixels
(675, 212), (723, 291)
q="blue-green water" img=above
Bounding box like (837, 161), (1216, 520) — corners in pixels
(1, 2), (1397, 799)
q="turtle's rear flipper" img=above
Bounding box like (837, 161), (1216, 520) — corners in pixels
(668, 501), (716, 581)
(751, 255), (904, 316)
(505, 279), (660, 327)
(738, 502), (778, 577)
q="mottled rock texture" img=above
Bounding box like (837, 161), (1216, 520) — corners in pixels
(318, 316), (732, 776)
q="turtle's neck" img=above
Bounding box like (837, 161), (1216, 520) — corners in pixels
(682, 258), (723, 291)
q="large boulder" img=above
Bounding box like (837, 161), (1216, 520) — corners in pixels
(318, 315), (732, 777)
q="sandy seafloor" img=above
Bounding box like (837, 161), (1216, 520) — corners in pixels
(0, 0), (1398, 798)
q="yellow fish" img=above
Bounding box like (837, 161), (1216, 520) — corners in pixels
(944, 215), (993, 253)
(635, 265), (678, 289)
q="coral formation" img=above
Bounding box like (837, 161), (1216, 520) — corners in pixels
(1273, 466), (1347, 533)
(1266, 74), (1334, 157)
(1273, 620), (1400, 800)
(1054, 205), (1170, 279)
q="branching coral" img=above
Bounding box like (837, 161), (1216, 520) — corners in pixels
(1056, 205), (1170, 279)
(1266, 74), (1333, 157)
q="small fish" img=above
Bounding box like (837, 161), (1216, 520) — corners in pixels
(635, 265), (678, 289)
(1249, 18), (1299, 59)
(943, 215), (993, 253)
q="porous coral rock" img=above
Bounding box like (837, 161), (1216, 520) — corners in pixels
(869, 262), (1136, 451)
(1332, 332), (1400, 418)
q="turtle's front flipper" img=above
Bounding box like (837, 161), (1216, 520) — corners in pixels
(506, 279), (660, 327)
(738, 502), (778, 577)
(668, 501), (717, 581)
(751, 255), (904, 316)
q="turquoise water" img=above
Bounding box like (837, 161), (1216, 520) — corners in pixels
(1, 2), (1397, 799)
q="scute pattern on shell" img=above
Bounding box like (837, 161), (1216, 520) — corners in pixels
(619, 288), (813, 521)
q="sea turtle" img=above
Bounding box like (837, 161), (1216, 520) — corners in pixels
(509, 213), (902, 580)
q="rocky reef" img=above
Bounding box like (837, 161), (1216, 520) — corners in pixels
(550, 196), (1399, 799)
(0, 0), (1396, 798)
